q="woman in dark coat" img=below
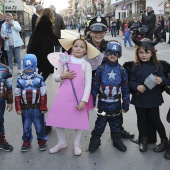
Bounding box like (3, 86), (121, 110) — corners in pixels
(28, 8), (59, 81)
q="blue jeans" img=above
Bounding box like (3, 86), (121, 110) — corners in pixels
(124, 36), (132, 46)
(55, 45), (61, 52)
(0, 98), (6, 135)
(7, 46), (21, 70)
(21, 108), (47, 141)
(111, 27), (117, 37)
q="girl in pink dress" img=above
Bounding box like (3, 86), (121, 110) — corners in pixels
(46, 39), (97, 156)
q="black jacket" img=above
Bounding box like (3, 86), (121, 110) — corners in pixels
(129, 61), (165, 108)
(31, 13), (38, 32)
(142, 10), (156, 34)
(28, 16), (59, 74)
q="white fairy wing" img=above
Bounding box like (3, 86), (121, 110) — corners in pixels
(84, 53), (104, 70)
(47, 52), (63, 68)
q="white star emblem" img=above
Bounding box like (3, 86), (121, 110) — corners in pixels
(107, 70), (116, 80)
(25, 79), (33, 86)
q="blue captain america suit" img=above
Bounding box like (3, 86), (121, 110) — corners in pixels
(15, 54), (47, 151)
(91, 58), (130, 137)
(0, 63), (13, 135)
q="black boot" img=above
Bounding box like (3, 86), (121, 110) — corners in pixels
(121, 130), (134, 139)
(113, 137), (127, 152)
(88, 136), (101, 152)
(154, 139), (169, 152)
(0, 134), (13, 152)
(45, 122), (52, 135)
(139, 137), (148, 152)
(164, 142), (170, 160)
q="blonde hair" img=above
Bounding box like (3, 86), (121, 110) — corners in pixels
(36, 8), (55, 25)
(4, 13), (13, 19)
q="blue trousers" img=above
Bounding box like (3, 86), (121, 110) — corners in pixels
(91, 112), (121, 138)
(124, 35), (132, 46)
(7, 46), (21, 70)
(0, 98), (5, 135)
(21, 108), (47, 141)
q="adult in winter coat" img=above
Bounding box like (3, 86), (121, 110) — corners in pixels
(1, 13), (23, 73)
(49, 5), (65, 52)
(27, 8), (59, 81)
(141, 6), (156, 40)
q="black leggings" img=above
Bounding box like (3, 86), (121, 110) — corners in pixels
(135, 106), (167, 140)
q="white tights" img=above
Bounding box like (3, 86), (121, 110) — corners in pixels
(56, 127), (83, 146)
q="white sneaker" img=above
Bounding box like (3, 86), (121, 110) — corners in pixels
(18, 70), (22, 74)
(49, 143), (67, 154)
(74, 146), (82, 156)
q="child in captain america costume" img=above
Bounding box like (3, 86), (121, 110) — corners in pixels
(0, 50), (13, 152)
(88, 41), (130, 152)
(15, 54), (47, 152)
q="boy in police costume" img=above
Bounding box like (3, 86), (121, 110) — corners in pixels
(89, 41), (130, 152)
(86, 16), (134, 139)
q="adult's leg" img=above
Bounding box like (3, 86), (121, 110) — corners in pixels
(6, 46), (14, 70)
(14, 46), (21, 70)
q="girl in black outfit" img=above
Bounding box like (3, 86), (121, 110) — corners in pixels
(129, 36), (168, 153)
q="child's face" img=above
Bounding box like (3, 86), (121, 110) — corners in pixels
(138, 47), (152, 62)
(106, 52), (119, 63)
(72, 40), (87, 58)
(90, 31), (106, 44)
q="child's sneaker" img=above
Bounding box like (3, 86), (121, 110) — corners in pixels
(21, 140), (31, 152)
(0, 135), (13, 152)
(38, 140), (47, 151)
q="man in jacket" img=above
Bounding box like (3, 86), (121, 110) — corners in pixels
(31, 4), (43, 32)
(49, 5), (65, 52)
(141, 6), (156, 40)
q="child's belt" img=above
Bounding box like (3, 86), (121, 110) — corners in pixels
(21, 103), (40, 110)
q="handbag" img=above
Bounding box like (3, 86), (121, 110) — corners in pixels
(141, 25), (149, 33)
(167, 108), (170, 123)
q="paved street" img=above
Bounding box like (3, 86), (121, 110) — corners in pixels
(1, 29), (170, 170)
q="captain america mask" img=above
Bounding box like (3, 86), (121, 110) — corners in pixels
(105, 51), (121, 58)
(105, 41), (122, 58)
(23, 54), (37, 75)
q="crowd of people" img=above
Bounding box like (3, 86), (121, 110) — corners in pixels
(0, 5), (170, 163)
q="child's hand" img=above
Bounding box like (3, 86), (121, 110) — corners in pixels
(122, 109), (127, 113)
(77, 101), (86, 111)
(61, 70), (76, 80)
(17, 110), (22, 115)
(41, 111), (47, 114)
(6, 104), (13, 112)
(155, 75), (162, 84)
(137, 85), (146, 93)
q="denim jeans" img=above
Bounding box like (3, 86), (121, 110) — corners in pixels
(7, 46), (21, 70)
(0, 98), (6, 135)
(22, 108), (47, 141)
